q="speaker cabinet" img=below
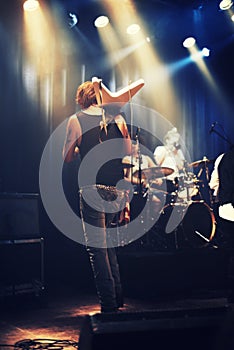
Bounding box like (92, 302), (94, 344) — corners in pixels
(0, 192), (40, 239)
(0, 238), (45, 297)
(78, 306), (229, 350)
(0, 193), (44, 297)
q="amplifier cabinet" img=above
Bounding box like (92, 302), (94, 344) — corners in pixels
(0, 192), (40, 239)
(0, 237), (45, 298)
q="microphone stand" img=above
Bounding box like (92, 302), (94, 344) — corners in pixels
(136, 134), (143, 194)
(211, 128), (233, 147)
(196, 156), (213, 206)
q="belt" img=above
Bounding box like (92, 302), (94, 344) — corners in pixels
(80, 184), (117, 192)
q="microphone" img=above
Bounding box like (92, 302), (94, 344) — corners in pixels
(209, 121), (218, 134)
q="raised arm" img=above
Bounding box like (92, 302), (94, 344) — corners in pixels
(154, 145), (166, 166)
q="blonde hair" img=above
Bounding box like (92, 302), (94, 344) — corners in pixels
(164, 127), (180, 144)
(75, 81), (97, 109)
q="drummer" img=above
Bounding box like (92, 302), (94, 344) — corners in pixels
(153, 127), (185, 193)
(123, 140), (164, 214)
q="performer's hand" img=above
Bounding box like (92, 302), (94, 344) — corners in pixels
(141, 179), (148, 188)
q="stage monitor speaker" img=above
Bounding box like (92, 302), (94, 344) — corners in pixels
(0, 192), (40, 239)
(78, 306), (230, 350)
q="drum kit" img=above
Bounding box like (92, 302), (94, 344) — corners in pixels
(129, 156), (216, 250)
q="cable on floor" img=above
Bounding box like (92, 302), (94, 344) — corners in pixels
(0, 338), (79, 349)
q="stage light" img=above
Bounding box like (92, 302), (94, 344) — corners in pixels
(203, 48), (210, 57)
(23, 0), (39, 12)
(94, 15), (109, 28)
(126, 24), (141, 35)
(232, 14), (234, 21)
(68, 13), (78, 28)
(219, 0), (233, 10)
(183, 37), (196, 48)
(201, 47), (210, 57)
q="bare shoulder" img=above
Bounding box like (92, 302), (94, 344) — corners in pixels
(67, 114), (81, 129)
(68, 114), (79, 123)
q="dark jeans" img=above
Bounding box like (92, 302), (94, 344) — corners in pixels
(79, 185), (125, 311)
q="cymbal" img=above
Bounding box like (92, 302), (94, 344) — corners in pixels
(133, 166), (174, 179)
(188, 157), (214, 168)
(149, 188), (169, 195)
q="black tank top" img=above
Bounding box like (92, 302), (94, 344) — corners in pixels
(77, 112), (125, 186)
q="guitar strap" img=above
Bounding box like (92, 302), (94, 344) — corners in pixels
(92, 78), (107, 134)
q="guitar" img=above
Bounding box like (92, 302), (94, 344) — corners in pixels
(92, 76), (145, 107)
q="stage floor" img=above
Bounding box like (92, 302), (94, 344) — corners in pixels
(0, 287), (232, 349)
(0, 269), (233, 350)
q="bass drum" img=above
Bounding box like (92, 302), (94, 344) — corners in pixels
(158, 201), (216, 249)
(182, 201), (216, 247)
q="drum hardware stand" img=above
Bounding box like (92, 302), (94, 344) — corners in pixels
(192, 178), (203, 201)
(139, 182), (168, 251)
(196, 156), (213, 206)
(173, 226), (179, 250)
(134, 129), (144, 195)
(160, 200), (188, 251)
(186, 185), (190, 202)
(169, 201), (191, 250)
(194, 230), (218, 248)
(168, 216), (185, 251)
(173, 200), (192, 250)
